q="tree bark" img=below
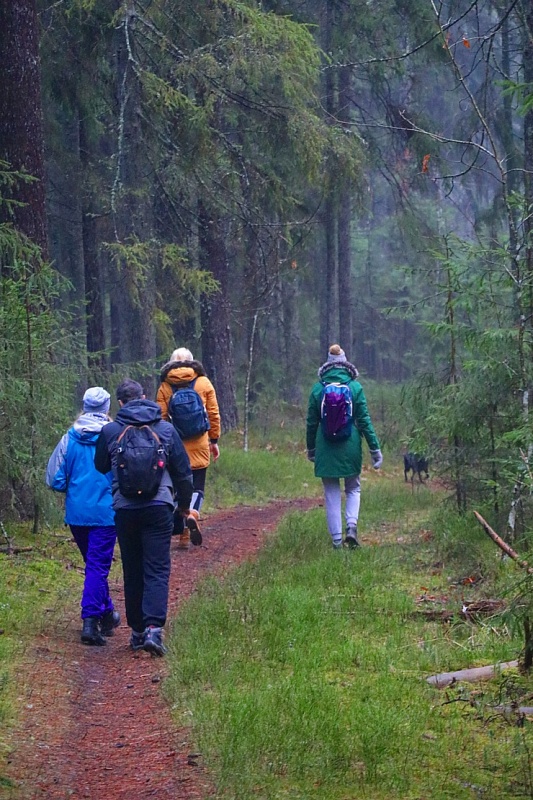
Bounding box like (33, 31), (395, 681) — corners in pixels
(280, 268), (302, 403)
(110, 7), (157, 396)
(0, 0), (48, 255)
(337, 64), (354, 356)
(198, 203), (238, 431)
(321, 1), (339, 349)
(77, 114), (111, 372)
(521, 0), (533, 439)
(47, 107), (88, 373)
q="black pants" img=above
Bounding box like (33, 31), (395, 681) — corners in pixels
(115, 505), (173, 631)
(173, 467), (207, 535)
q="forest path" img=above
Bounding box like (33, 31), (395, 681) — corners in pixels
(5, 497), (319, 800)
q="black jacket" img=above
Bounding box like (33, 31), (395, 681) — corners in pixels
(94, 399), (193, 510)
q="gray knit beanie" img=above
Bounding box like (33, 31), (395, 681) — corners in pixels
(83, 386), (111, 415)
(327, 344), (347, 363)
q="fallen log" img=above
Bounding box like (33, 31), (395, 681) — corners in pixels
(0, 545), (33, 554)
(462, 599), (505, 618)
(493, 705), (533, 715)
(427, 660), (519, 688)
(415, 599), (505, 623)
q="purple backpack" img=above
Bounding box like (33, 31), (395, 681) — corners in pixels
(320, 381), (354, 442)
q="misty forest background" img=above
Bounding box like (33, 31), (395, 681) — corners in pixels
(0, 0), (532, 540)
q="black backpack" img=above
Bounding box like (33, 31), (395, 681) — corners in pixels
(115, 424), (167, 499)
(168, 378), (210, 440)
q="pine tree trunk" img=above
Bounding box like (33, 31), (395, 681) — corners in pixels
(0, 0), (48, 256)
(321, 2), (339, 350)
(47, 107), (88, 375)
(78, 115), (110, 372)
(523, 1), (533, 347)
(110, 8), (157, 395)
(198, 203), (238, 431)
(337, 64), (354, 357)
(281, 270), (302, 403)
(83, 212), (109, 369)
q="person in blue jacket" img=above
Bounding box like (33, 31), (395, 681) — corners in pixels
(46, 387), (119, 647)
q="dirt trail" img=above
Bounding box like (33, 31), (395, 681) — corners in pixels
(4, 498), (318, 800)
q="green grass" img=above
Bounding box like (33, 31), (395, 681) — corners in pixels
(2, 441), (532, 798)
(166, 475), (531, 800)
(206, 439), (320, 508)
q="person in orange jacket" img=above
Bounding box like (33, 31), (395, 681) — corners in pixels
(157, 347), (221, 549)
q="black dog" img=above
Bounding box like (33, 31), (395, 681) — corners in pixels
(403, 453), (429, 482)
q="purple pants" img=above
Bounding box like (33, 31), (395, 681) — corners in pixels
(70, 525), (117, 620)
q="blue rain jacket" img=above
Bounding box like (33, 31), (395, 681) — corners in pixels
(46, 413), (114, 526)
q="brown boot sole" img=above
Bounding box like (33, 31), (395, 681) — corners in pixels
(186, 516), (202, 546)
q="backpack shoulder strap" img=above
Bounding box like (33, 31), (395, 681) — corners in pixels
(117, 424), (133, 444)
(117, 422), (161, 442)
(146, 424), (162, 444)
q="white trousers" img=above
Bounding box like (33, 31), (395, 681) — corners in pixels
(322, 475), (361, 538)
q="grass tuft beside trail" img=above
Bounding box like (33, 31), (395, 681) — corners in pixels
(206, 441), (319, 508)
(167, 473), (529, 800)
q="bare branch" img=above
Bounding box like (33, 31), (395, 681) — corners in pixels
(473, 510), (533, 573)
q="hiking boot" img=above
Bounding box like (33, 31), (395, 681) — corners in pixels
(81, 617), (107, 646)
(186, 511), (202, 546)
(143, 626), (167, 657)
(100, 609), (121, 637)
(130, 630), (145, 651)
(344, 525), (360, 549)
(176, 530), (190, 550)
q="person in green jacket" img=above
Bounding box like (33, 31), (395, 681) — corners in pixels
(306, 344), (383, 549)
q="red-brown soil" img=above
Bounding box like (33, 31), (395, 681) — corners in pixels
(4, 498), (319, 800)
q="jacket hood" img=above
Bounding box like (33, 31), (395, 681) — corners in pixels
(318, 361), (359, 382)
(70, 412), (110, 444)
(115, 399), (162, 426)
(160, 359), (206, 386)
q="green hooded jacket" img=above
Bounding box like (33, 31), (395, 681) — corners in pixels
(306, 363), (380, 478)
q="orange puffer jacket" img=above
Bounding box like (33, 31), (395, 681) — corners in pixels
(156, 361), (221, 470)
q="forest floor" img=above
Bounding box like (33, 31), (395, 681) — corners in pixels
(3, 497), (319, 800)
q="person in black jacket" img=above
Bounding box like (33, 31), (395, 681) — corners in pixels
(95, 379), (193, 656)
